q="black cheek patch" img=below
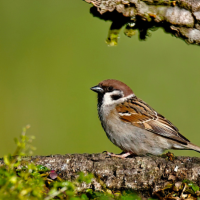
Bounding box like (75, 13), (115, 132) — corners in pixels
(111, 94), (123, 100)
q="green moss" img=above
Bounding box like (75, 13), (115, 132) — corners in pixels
(0, 126), (148, 200)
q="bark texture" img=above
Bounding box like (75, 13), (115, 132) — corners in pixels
(2, 153), (200, 195)
(84, 0), (200, 45)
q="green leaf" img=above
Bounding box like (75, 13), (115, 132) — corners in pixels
(36, 165), (49, 172)
(3, 155), (10, 166)
(188, 182), (199, 192)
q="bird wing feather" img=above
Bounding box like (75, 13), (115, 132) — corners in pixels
(116, 97), (189, 145)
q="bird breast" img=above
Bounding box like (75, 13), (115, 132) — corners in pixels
(98, 105), (174, 155)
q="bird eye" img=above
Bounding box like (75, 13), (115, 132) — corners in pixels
(111, 94), (122, 100)
(108, 86), (113, 92)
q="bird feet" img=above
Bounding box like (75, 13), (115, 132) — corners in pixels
(102, 151), (132, 159)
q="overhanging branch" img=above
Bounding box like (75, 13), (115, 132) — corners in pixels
(84, 0), (200, 45)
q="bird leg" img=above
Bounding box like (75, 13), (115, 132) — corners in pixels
(103, 151), (132, 159)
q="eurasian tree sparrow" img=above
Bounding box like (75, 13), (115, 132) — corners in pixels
(91, 79), (200, 158)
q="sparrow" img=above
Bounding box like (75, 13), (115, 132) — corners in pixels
(90, 79), (200, 158)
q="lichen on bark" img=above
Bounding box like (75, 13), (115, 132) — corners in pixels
(84, 0), (200, 45)
(2, 154), (200, 195)
(1, 153), (200, 198)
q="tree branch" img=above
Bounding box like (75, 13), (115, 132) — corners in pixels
(2, 153), (200, 198)
(84, 0), (200, 45)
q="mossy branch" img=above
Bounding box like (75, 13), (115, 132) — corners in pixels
(1, 127), (200, 199)
(1, 153), (200, 198)
(84, 0), (200, 45)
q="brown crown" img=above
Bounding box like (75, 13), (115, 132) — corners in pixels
(99, 79), (134, 97)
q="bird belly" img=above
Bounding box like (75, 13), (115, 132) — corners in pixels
(102, 113), (173, 155)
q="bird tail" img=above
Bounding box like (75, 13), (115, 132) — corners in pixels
(186, 143), (200, 153)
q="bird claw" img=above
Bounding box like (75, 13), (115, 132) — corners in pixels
(102, 151), (132, 159)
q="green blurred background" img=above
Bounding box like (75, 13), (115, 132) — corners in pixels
(0, 0), (200, 158)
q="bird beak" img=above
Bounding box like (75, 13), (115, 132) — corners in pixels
(90, 85), (104, 93)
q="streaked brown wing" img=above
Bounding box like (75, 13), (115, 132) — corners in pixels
(116, 97), (190, 145)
